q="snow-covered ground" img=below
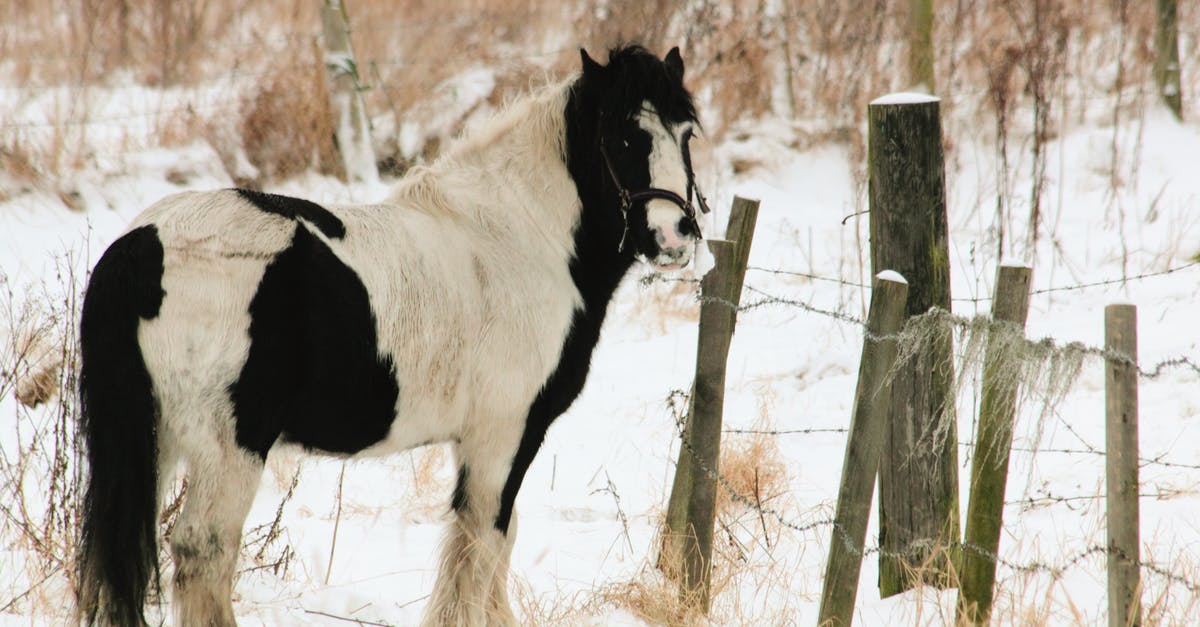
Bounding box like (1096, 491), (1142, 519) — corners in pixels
(2, 83), (1199, 625)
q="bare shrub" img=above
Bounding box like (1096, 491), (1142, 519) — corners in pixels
(239, 45), (342, 183)
(11, 334), (61, 409)
(0, 139), (43, 199)
(678, 2), (777, 138)
(0, 258), (86, 617)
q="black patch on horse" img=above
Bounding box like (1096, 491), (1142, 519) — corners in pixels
(451, 465), (469, 512)
(235, 188), (346, 239)
(77, 224), (165, 626)
(495, 45), (698, 533)
(230, 224), (399, 459)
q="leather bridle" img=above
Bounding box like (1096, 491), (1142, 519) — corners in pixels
(599, 139), (710, 252)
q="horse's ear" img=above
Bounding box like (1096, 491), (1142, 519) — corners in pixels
(664, 46), (684, 81)
(580, 48), (603, 76)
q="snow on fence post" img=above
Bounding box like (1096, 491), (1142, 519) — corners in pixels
(321, 0), (379, 184)
(818, 271), (908, 627)
(1105, 304), (1142, 627)
(957, 265), (1033, 625)
(661, 196), (759, 612)
(867, 92), (960, 596)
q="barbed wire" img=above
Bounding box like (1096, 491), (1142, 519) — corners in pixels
(664, 389), (1200, 595)
(723, 426), (848, 436)
(740, 259), (1200, 303)
(722, 426), (1200, 473)
(688, 280), (1200, 381)
(744, 265), (871, 290)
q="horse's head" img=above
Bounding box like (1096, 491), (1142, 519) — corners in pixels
(570, 45), (706, 271)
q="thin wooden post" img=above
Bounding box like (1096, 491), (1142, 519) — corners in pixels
(661, 197), (759, 611)
(1105, 304), (1141, 627)
(907, 0), (935, 93)
(868, 93), (960, 595)
(957, 265), (1033, 625)
(818, 271), (909, 627)
(1154, 0), (1183, 120)
(321, 0), (379, 184)
(679, 238), (735, 611)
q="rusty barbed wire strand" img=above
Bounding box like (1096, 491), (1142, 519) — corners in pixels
(664, 389), (1200, 594)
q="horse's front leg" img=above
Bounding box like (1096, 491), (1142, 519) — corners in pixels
(424, 427), (533, 627)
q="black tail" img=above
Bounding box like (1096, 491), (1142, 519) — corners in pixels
(77, 225), (165, 626)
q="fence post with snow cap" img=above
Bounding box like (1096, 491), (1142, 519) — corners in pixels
(1105, 304), (1141, 627)
(957, 264), (1033, 625)
(867, 91), (959, 595)
(818, 271), (908, 627)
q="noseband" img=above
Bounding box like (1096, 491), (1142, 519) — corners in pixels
(599, 141), (710, 252)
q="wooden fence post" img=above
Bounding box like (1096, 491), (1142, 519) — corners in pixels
(661, 196), (759, 611)
(957, 265), (1033, 625)
(1105, 304), (1141, 627)
(818, 271), (909, 627)
(868, 93), (959, 595)
(321, 0), (379, 184)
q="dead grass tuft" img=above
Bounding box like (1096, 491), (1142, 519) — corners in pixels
(6, 311), (62, 409)
(588, 565), (707, 626)
(239, 45), (343, 184)
(714, 428), (788, 518)
(397, 444), (455, 521)
(0, 257), (86, 618)
(0, 140), (43, 194)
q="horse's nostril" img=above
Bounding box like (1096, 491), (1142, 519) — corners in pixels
(667, 245), (689, 260)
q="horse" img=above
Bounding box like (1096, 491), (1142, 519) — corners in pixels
(75, 44), (707, 626)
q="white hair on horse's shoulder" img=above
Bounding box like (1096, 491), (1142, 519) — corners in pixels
(385, 77), (574, 218)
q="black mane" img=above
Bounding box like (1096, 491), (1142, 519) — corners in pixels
(586, 44), (697, 127)
(494, 45), (698, 534)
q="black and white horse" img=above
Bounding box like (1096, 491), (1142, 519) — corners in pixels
(76, 45), (705, 626)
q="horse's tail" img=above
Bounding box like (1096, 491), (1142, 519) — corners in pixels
(76, 224), (165, 626)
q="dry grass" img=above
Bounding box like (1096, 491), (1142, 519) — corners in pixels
(0, 259), (85, 618)
(238, 43), (342, 185)
(1, 0), (1196, 188)
(397, 444), (455, 521)
(714, 427), (788, 518)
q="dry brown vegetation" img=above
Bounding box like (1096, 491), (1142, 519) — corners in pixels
(0, 262), (85, 617)
(238, 44), (342, 185)
(1, 0), (1195, 189)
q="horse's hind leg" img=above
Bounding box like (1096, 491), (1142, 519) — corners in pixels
(169, 433), (263, 626)
(425, 438), (522, 627)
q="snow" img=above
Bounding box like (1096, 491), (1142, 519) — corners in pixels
(3, 72), (1200, 626)
(869, 92), (941, 105)
(875, 270), (907, 284)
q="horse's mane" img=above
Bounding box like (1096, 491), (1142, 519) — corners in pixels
(385, 77), (573, 216)
(383, 45), (695, 224)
